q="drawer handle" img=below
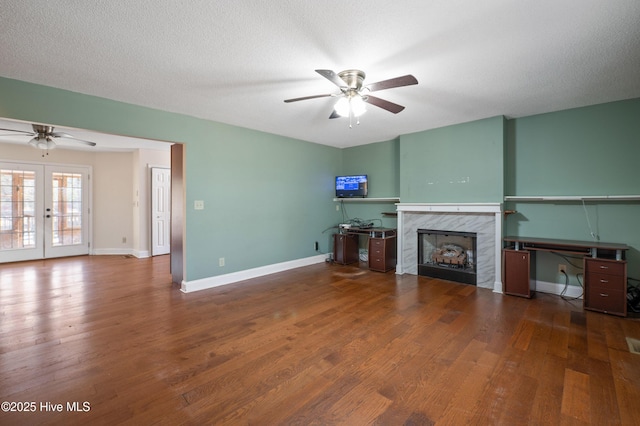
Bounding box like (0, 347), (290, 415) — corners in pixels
(599, 266), (609, 270)
(599, 293), (609, 297)
(599, 279), (609, 284)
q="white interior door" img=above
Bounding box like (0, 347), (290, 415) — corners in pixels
(0, 162), (90, 262)
(151, 167), (171, 256)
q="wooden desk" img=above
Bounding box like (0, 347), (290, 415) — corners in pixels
(503, 236), (629, 316)
(333, 227), (396, 272)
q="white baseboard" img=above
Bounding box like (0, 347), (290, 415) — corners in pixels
(92, 248), (134, 256)
(90, 248), (149, 258)
(535, 280), (584, 299)
(181, 254), (327, 293)
(133, 250), (150, 258)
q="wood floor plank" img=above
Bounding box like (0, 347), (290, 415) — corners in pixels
(561, 368), (591, 422)
(1, 255), (640, 425)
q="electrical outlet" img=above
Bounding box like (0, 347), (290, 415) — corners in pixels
(336, 204), (340, 211)
(558, 264), (567, 274)
(219, 257), (225, 267)
(122, 237), (126, 243)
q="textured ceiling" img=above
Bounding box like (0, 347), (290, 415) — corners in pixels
(1, 1), (639, 148)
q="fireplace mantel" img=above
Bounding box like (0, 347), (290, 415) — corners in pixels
(396, 203), (502, 213)
(395, 203), (503, 293)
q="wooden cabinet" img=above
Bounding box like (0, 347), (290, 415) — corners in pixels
(503, 237), (629, 317)
(333, 234), (359, 265)
(584, 258), (627, 316)
(503, 249), (536, 298)
(368, 236), (396, 272)
(333, 231), (397, 272)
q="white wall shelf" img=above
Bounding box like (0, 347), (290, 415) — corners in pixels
(333, 197), (400, 203)
(505, 195), (640, 202)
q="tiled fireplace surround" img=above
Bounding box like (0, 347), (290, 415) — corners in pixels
(396, 203), (503, 292)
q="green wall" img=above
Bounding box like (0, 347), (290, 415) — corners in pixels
(505, 99), (640, 284)
(2, 75), (638, 288)
(341, 138), (400, 199)
(337, 139), (400, 230)
(0, 77), (341, 281)
(506, 99), (639, 196)
(399, 116), (505, 202)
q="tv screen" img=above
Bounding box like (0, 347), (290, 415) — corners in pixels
(335, 175), (368, 198)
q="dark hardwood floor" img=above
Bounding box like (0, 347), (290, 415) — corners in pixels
(1, 255), (639, 425)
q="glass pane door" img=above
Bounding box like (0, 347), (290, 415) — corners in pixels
(0, 163), (44, 262)
(0, 163), (90, 263)
(44, 166), (89, 258)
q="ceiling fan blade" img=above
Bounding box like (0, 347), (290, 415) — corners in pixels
(315, 69), (348, 89)
(329, 110), (341, 119)
(51, 132), (97, 146)
(0, 127), (36, 137)
(365, 95), (406, 114)
(366, 74), (418, 92)
(284, 94), (333, 103)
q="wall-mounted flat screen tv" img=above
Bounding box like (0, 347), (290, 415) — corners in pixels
(335, 175), (368, 198)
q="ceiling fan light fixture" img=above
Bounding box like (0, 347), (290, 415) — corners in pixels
(334, 94), (367, 118)
(350, 95), (367, 117)
(334, 97), (350, 117)
(29, 135), (56, 150)
(28, 137), (39, 149)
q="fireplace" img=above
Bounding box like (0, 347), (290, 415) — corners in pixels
(396, 203), (502, 292)
(417, 229), (477, 285)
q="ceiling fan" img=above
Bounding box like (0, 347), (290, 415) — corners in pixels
(284, 69), (418, 126)
(0, 124), (97, 155)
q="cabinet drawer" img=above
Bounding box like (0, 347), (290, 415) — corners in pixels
(370, 239), (385, 248)
(586, 260), (625, 276)
(370, 257), (385, 267)
(588, 272), (625, 291)
(586, 287), (625, 315)
(369, 250), (384, 259)
(370, 247), (384, 257)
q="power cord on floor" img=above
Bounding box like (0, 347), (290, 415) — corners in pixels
(560, 270), (583, 301)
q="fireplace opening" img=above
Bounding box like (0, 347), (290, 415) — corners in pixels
(417, 229), (477, 285)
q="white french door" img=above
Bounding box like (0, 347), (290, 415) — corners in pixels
(44, 165), (90, 258)
(0, 162), (90, 263)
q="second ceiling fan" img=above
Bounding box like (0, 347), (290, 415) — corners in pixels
(285, 69), (418, 126)
(0, 124), (97, 152)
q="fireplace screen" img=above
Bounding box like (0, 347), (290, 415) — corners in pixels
(417, 229), (477, 285)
